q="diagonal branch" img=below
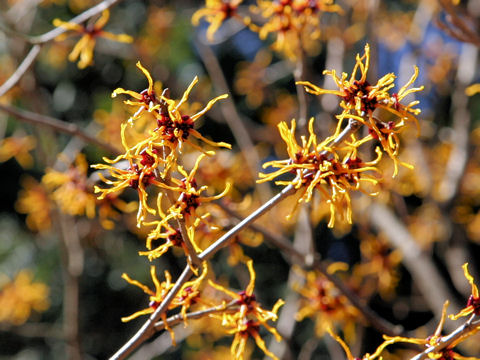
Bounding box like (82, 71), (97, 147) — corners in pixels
(0, 103), (121, 154)
(410, 315), (480, 360)
(0, 45), (41, 98)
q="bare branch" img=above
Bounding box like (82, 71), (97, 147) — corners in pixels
(0, 45), (41, 98)
(0, 103), (121, 154)
(410, 315), (480, 360)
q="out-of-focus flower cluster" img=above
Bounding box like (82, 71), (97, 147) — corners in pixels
(193, 0), (343, 60)
(0, 270), (49, 325)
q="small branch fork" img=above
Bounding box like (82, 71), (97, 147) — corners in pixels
(410, 315), (480, 360)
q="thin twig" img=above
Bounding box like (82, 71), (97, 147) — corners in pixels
(153, 301), (237, 331)
(410, 315), (480, 360)
(294, 50), (308, 130)
(435, 0), (480, 46)
(29, 0), (123, 44)
(199, 184), (296, 261)
(0, 103), (121, 154)
(0, 45), (41, 98)
(110, 266), (194, 360)
(56, 211), (83, 360)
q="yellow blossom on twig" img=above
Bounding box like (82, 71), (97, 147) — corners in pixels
(297, 43), (423, 176)
(121, 263), (209, 344)
(259, 117), (381, 227)
(384, 301), (480, 360)
(209, 260), (284, 360)
(328, 327), (397, 360)
(112, 61), (160, 122)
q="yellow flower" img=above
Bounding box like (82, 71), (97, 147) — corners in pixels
(157, 154), (232, 226)
(0, 270), (49, 325)
(42, 154), (96, 218)
(259, 117), (381, 227)
(466, 84), (480, 96)
(121, 266), (174, 341)
(153, 76), (231, 152)
(209, 260), (284, 360)
(53, 10), (133, 69)
(249, 0), (342, 60)
(112, 61), (159, 122)
(15, 176), (53, 233)
(450, 263), (480, 320)
(121, 263), (209, 345)
(139, 206), (202, 261)
(112, 62), (230, 155)
(0, 135), (36, 168)
(192, 0), (243, 41)
(297, 43), (423, 175)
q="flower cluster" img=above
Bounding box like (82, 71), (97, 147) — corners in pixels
(260, 44), (423, 227)
(294, 265), (359, 338)
(193, 0), (342, 60)
(249, 0), (343, 60)
(192, 0), (244, 41)
(91, 62), (285, 358)
(259, 116), (382, 227)
(0, 270), (50, 325)
(209, 260), (284, 360)
(93, 62), (231, 228)
(297, 43), (424, 175)
(121, 263), (209, 343)
(383, 301), (480, 360)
